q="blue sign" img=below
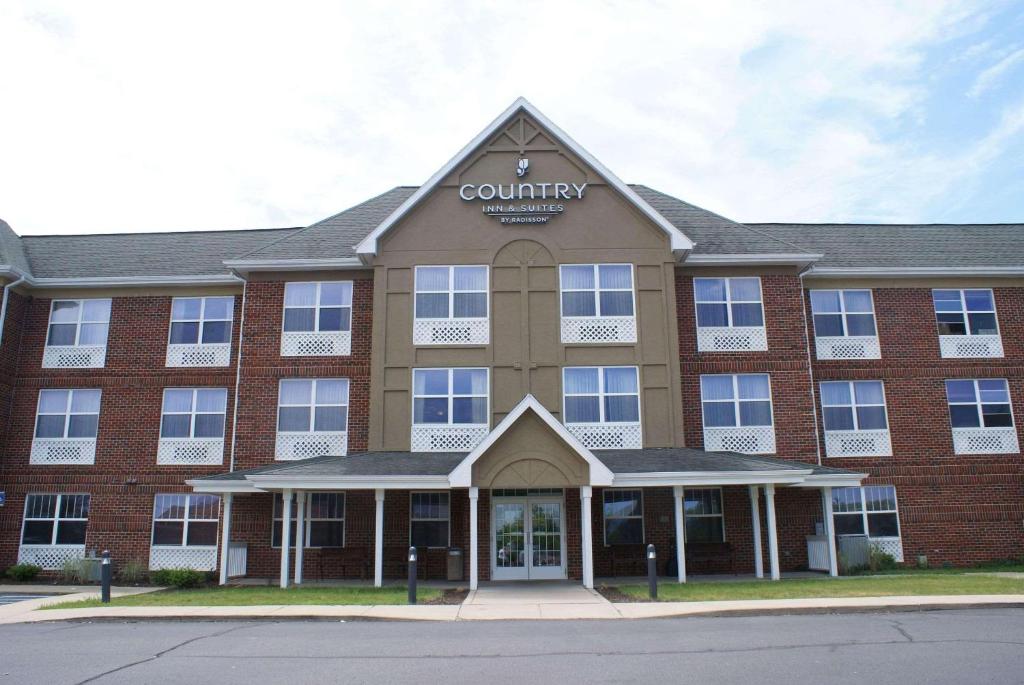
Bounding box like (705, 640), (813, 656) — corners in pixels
(0, 491), (5, 506)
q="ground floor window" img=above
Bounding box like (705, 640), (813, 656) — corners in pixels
(152, 494), (220, 547)
(603, 489), (644, 545)
(684, 488), (725, 543)
(410, 492), (450, 548)
(272, 493), (346, 548)
(832, 485), (901, 538)
(21, 494), (90, 545)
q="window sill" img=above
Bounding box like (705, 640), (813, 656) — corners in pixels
(275, 432), (348, 460)
(824, 429), (892, 457)
(565, 422), (642, 449)
(938, 334), (1003, 358)
(951, 427), (1019, 454)
(815, 335), (880, 360)
(166, 342), (231, 367)
(560, 316), (637, 344)
(280, 330), (352, 357)
(413, 318), (489, 346)
(157, 437), (225, 465)
(42, 344), (106, 368)
(30, 438), (97, 465)
(703, 426), (776, 454)
(696, 326), (767, 353)
(410, 424), (488, 452)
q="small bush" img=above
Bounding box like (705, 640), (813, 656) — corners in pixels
(150, 568), (206, 589)
(60, 557), (90, 584)
(5, 563), (42, 581)
(117, 559), (147, 585)
(868, 548), (898, 572)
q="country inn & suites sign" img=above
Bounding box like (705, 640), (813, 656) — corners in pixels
(459, 157), (587, 224)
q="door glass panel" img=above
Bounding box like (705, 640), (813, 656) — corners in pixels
(495, 503), (525, 569)
(531, 502), (562, 568)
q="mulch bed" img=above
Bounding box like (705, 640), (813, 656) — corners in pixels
(425, 588), (470, 605)
(596, 585), (648, 603)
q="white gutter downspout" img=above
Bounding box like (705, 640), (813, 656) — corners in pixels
(0, 274), (27, 349)
(227, 272), (248, 473)
(798, 268), (824, 466)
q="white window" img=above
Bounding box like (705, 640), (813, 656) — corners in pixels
(933, 289), (1002, 358)
(562, 366), (641, 449)
(151, 494), (220, 547)
(44, 299), (111, 368)
(821, 381), (888, 431)
(412, 368), (488, 426)
(281, 282), (353, 356)
(35, 389), (101, 439)
(684, 488), (724, 543)
(832, 485), (903, 561)
(810, 290), (876, 337)
(693, 278), (767, 352)
(272, 493), (345, 548)
(946, 379), (1013, 429)
(700, 374), (775, 454)
(275, 379), (349, 460)
(559, 264), (636, 343)
(603, 490), (644, 545)
(161, 388), (228, 438)
(413, 266), (489, 345)
(410, 492), (450, 548)
(20, 494), (90, 546)
(167, 296), (233, 367)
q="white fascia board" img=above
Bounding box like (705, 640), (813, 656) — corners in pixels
(222, 257), (368, 274)
(610, 470), (811, 487)
(186, 479), (262, 494)
(246, 475), (451, 490)
(792, 472), (868, 487)
(355, 97), (694, 260)
(684, 253), (823, 268)
(14, 274), (243, 289)
(449, 394), (615, 487)
(806, 266), (1024, 278)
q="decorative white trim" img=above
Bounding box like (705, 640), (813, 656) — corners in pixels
(18, 544), (86, 570)
(30, 438), (96, 465)
(411, 424), (488, 452)
(703, 426), (776, 454)
(696, 326), (767, 352)
(815, 336), (881, 360)
(223, 258), (366, 272)
(166, 343), (231, 367)
(610, 470), (810, 487)
(685, 253), (822, 267)
(870, 537), (904, 563)
(808, 266), (1024, 278)
(42, 345), (106, 368)
(275, 432), (348, 460)
(566, 422), (642, 449)
(280, 330), (351, 356)
(951, 427), (1019, 455)
(824, 429), (892, 457)
(157, 438), (225, 465)
(938, 334), (1003, 358)
(560, 316), (636, 344)
(413, 318), (489, 346)
(149, 545), (218, 571)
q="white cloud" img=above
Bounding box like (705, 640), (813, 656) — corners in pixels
(967, 46), (1024, 97)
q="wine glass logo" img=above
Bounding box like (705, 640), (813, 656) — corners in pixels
(516, 157), (530, 178)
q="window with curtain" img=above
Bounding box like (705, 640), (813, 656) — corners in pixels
(832, 486), (900, 538)
(820, 381), (888, 431)
(151, 494), (220, 547)
(603, 490), (643, 544)
(272, 493), (345, 548)
(414, 266), (488, 319)
(559, 264), (635, 317)
(277, 379), (350, 433)
(700, 374), (773, 428)
(412, 368), (488, 425)
(563, 367), (640, 424)
(21, 494), (90, 546)
(933, 289), (998, 336)
(34, 389), (101, 439)
(810, 290), (876, 337)
(684, 488), (724, 543)
(160, 388), (228, 438)
(283, 282), (353, 333)
(945, 379), (1013, 428)
(694, 278), (763, 328)
(46, 299), (111, 347)
(410, 492), (450, 548)
(169, 296), (233, 345)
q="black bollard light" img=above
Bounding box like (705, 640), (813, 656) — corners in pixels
(407, 546), (417, 605)
(101, 550), (112, 604)
(647, 544), (657, 600)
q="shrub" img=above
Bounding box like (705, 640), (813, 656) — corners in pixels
(150, 567), (206, 589)
(5, 563), (42, 581)
(59, 557), (90, 584)
(117, 559), (147, 585)
(868, 548), (898, 572)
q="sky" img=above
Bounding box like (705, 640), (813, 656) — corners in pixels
(0, 0), (1022, 236)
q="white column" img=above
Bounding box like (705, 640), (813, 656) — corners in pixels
(218, 492), (233, 586)
(469, 487), (479, 591)
(294, 491), (306, 585)
(672, 485), (686, 583)
(822, 486), (839, 577)
(749, 485), (764, 579)
(764, 484), (780, 581)
(580, 486), (594, 589)
(374, 489), (385, 588)
(279, 489), (292, 589)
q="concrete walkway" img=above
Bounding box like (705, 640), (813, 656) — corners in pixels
(459, 581), (622, 620)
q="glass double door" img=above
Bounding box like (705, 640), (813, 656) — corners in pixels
(492, 497), (566, 581)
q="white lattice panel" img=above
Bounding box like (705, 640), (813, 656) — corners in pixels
(566, 423), (642, 449)
(952, 427), (1019, 455)
(227, 543), (248, 578)
(413, 318), (489, 345)
(280, 331), (351, 357)
(30, 438), (96, 465)
(149, 546), (218, 571)
(157, 438), (225, 465)
(166, 343), (230, 367)
(825, 430), (892, 457)
(18, 545), (86, 570)
(939, 334), (1003, 358)
(696, 326), (768, 352)
(42, 345), (106, 368)
(560, 316), (637, 344)
(275, 432), (347, 460)
(410, 425), (488, 452)
(704, 426), (776, 454)
(816, 336), (881, 360)
(806, 536), (830, 571)
(870, 537), (904, 563)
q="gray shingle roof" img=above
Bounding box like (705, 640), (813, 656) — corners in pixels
(592, 447), (816, 474)
(0, 219), (30, 275)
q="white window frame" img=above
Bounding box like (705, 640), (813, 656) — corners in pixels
(810, 289), (877, 337)
(693, 277), (764, 329)
(683, 487), (726, 543)
(562, 366), (641, 425)
(271, 492), (346, 549)
(414, 265), (489, 321)
(945, 378), (1015, 429)
(409, 491), (451, 549)
(411, 368), (490, 427)
(282, 281), (354, 333)
(276, 379), (350, 435)
(167, 296), (234, 346)
(932, 288), (1000, 338)
(832, 485), (902, 540)
(20, 493), (90, 546)
(151, 494), (220, 548)
(34, 389), (101, 440)
(558, 264), (636, 319)
(159, 388), (228, 439)
(602, 489), (644, 546)
(699, 374), (774, 429)
(820, 381), (889, 432)
(45, 298), (111, 348)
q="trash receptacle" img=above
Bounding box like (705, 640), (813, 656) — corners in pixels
(447, 548), (463, 581)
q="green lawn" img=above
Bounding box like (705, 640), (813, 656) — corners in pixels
(612, 573), (1024, 602)
(42, 585), (442, 609)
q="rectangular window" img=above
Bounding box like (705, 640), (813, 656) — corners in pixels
(694, 278), (763, 328)
(933, 289), (998, 336)
(21, 494), (90, 546)
(46, 299), (111, 347)
(283, 282), (353, 333)
(412, 368), (488, 425)
(160, 388), (228, 438)
(272, 493), (345, 548)
(946, 379), (1013, 428)
(410, 492), (450, 548)
(684, 488), (724, 543)
(821, 381), (888, 431)
(560, 264), (635, 317)
(603, 490), (643, 545)
(152, 494), (220, 547)
(700, 374), (773, 428)
(168, 296), (233, 345)
(563, 367), (640, 424)
(810, 290), (876, 337)
(832, 486), (901, 539)
(277, 379), (350, 433)
(415, 266), (488, 320)
(34, 389), (101, 439)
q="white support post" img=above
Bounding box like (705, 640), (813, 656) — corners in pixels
(469, 487), (479, 591)
(294, 490), (306, 585)
(280, 489), (292, 589)
(673, 485), (686, 583)
(765, 484), (780, 581)
(749, 485), (764, 579)
(580, 486), (594, 589)
(218, 492), (233, 586)
(374, 489), (385, 588)
(822, 486), (839, 577)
